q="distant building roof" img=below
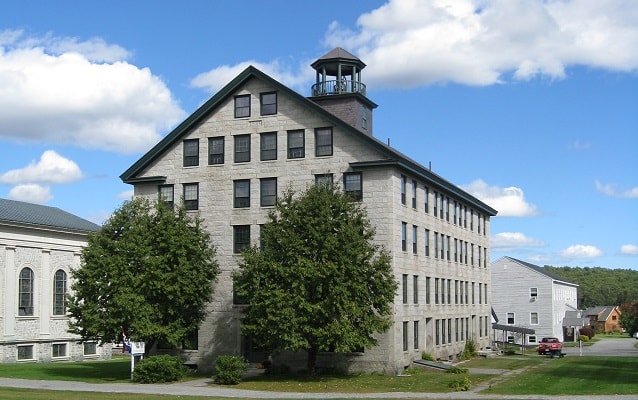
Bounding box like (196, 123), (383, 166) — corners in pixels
(0, 198), (100, 233)
(582, 306), (619, 322)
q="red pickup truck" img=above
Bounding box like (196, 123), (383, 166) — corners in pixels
(538, 337), (563, 357)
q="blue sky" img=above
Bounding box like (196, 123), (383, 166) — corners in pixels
(0, 0), (636, 269)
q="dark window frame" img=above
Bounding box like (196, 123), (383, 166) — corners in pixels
(234, 95), (250, 118)
(233, 225), (250, 254)
(314, 127), (333, 157)
(344, 172), (362, 201)
(18, 267), (34, 316)
(208, 137), (225, 165)
(260, 177), (277, 207)
(234, 180), (251, 208)
(260, 92), (277, 116)
(183, 183), (199, 210)
(53, 269), (67, 315)
(159, 185), (174, 209)
(260, 132), (277, 161)
(234, 134), (251, 163)
(287, 130), (305, 159)
(183, 139), (199, 167)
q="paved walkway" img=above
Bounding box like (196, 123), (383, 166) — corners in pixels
(1, 376), (637, 400)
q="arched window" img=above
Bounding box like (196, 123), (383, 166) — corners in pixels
(18, 267), (34, 316)
(53, 269), (67, 315)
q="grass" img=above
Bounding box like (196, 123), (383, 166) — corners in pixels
(482, 356), (638, 396)
(0, 353), (636, 398)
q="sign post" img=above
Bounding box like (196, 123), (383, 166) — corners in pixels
(129, 342), (145, 381)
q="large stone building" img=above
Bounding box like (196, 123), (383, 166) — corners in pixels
(0, 198), (112, 363)
(121, 48), (497, 374)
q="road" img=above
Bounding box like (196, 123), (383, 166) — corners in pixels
(562, 337), (638, 357)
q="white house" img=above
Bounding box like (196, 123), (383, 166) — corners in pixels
(121, 48), (498, 374)
(491, 256), (578, 344)
(0, 198), (112, 363)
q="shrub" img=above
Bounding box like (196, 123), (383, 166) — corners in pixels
(579, 326), (595, 339)
(448, 376), (472, 391)
(133, 355), (189, 383)
(446, 366), (468, 374)
(214, 355), (248, 385)
(579, 335), (590, 342)
(421, 352), (435, 361)
(460, 339), (478, 360)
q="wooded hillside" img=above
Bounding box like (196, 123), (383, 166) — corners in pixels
(543, 266), (638, 308)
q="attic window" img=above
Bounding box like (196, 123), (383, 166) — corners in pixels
(260, 92), (277, 115)
(530, 287), (538, 299)
(235, 95), (250, 118)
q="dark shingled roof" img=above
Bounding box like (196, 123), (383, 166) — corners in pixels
(0, 198), (100, 233)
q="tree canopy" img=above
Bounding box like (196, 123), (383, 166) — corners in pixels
(544, 265), (638, 307)
(619, 301), (638, 336)
(233, 184), (397, 375)
(68, 197), (219, 351)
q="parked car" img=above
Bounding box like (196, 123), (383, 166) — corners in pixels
(538, 337), (563, 356)
(633, 332), (638, 339)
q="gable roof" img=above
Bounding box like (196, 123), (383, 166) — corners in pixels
(494, 256), (577, 286)
(0, 198), (100, 233)
(582, 306), (619, 321)
(120, 65), (497, 216)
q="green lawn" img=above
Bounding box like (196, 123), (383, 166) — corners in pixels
(0, 354), (636, 399)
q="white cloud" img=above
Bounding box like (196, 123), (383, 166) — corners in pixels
(462, 179), (537, 217)
(0, 150), (82, 184)
(491, 232), (545, 249)
(0, 30), (185, 153)
(620, 244), (638, 255)
(190, 59), (314, 94)
(322, 0), (638, 88)
(117, 190), (134, 200)
(595, 180), (638, 198)
(7, 184), (53, 204)
(560, 244), (603, 259)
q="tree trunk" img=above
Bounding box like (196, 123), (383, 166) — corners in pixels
(306, 347), (318, 376)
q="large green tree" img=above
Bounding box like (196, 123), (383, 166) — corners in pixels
(619, 301), (638, 336)
(68, 197), (219, 352)
(233, 184), (397, 375)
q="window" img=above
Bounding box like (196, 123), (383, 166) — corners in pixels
(315, 127), (333, 156)
(260, 132), (277, 161)
(182, 329), (199, 350)
(530, 287), (538, 300)
(433, 192), (438, 216)
(52, 343), (67, 358)
(234, 134), (251, 163)
(424, 229), (430, 256)
(183, 139), (199, 167)
(435, 320), (440, 345)
(413, 275), (418, 304)
(441, 318), (446, 344)
(460, 281), (464, 304)
(402, 274), (408, 304)
(362, 106), (367, 130)
(455, 318), (459, 342)
(53, 269), (67, 315)
(234, 95), (250, 118)
(433, 231), (438, 259)
(17, 345), (34, 360)
(233, 225), (250, 253)
(208, 137), (225, 164)
(315, 174), (333, 187)
(19, 267), (34, 316)
(447, 279), (451, 304)
(413, 321), (419, 349)
(287, 130), (304, 158)
(183, 183), (199, 210)
(412, 180), (417, 208)
(425, 277), (431, 304)
(344, 172), (362, 200)
(234, 180), (250, 208)
(479, 283), (482, 304)
(529, 336), (537, 343)
(83, 342), (97, 355)
(424, 187), (429, 213)
(531, 312), (539, 325)
(507, 312), (515, 325)
(484, 283), (488, 304)
(260, 92), (277, 115)
(400, 175), (406, 205)
(434, 278), (439, 305)
(401, 222), (407, 251)
(159, 185), (174, 208)
(260, 178), (277, 207)
(445, 197), (450, 221)
(412, 225), (418, 254)
(448, 319), (452, 343)
(402, 321), (409, 351)
(439, 195), (444, 219)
